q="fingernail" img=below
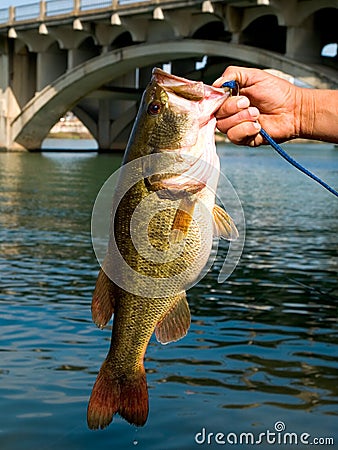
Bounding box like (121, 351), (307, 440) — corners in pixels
(253, 122), (261, 130)
(248, 106), (259, 118)
(237, 97), (250, 108)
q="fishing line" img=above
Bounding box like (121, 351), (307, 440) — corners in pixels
(222, 80), (338, 198)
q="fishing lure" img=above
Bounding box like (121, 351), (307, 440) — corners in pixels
(222, 80), (338, 198)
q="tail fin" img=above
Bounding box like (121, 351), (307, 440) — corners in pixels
(87, 360), (148, 429)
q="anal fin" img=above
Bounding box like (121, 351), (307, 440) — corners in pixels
(91, 268), (115, 329)
(155, 292), (191, 344)
(213, 204), (239, 241)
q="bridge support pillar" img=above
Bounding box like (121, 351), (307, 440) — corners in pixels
(286, 23), (322, 63)
(97, 98), (111, 150)
(0, 52), (26, 151)
(37, 49), (67, 91)
(0, 52), (9, 150)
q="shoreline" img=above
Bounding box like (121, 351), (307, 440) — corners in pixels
(48, 131), (326, 145)
(47, 131), (93, 140)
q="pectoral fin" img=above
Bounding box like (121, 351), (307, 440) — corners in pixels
(155, 292), (191, 344)
(91, 268), (115, 329)
(169, 197), (196, 244)
(213, 204), (239, 241)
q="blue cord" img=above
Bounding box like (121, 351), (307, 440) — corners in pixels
(222, 80), (237, 92)
(222, 81), (338, 198)
(260, 128), (338, 198)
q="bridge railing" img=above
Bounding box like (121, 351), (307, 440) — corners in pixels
(79, 0), (116, 12)
(0, 9), (9, 23)
(13, 2), (40, 21)
(45, 0), (74, 16)
(0, 0), (158, 25)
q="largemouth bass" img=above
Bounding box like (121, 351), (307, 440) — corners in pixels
(87, 68), (238, 429)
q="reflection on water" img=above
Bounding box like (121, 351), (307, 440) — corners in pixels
(0, 144), (337, 449)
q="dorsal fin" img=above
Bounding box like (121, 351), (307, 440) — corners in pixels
(91, 268), (115, 329)
(213, 204), (239, 241)
(155, 292), (191, 344)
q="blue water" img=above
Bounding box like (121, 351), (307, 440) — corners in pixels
(0, 143), (337, 449)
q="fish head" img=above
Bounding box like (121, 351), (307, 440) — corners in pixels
(130, 68), (231, 199)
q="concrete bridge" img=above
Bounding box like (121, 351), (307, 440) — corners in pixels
(0, 0), (337, 151)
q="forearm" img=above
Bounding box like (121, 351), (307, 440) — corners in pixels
(297, 88), (338, 143)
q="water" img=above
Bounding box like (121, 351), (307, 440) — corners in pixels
(0, 142), (337, 449)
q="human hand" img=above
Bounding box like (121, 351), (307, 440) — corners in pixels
(213, 66), (301, 146)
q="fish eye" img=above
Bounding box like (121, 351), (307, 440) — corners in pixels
(147, 101), (161, 116)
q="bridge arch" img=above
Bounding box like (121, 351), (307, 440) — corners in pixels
(240, 14), (286, 54)
(297, 0), (338, 25)
(12, 39), (338, 151)
(285, 6), (338, 65)
(108, 31), (133, 51)
(192, 21), (231, 42)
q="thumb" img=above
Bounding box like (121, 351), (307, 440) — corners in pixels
(213, 66), (265, 89)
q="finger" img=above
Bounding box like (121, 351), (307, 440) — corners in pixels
(216, 107), (260, 134)
(224, 121), (262, 146)
(213, 66), (250, 87)
(216, 96), (250, 119)
(214, 66), (269, 90)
